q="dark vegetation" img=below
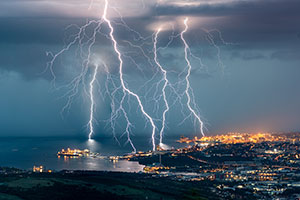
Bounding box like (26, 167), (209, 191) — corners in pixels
(0, 171), (217, 200)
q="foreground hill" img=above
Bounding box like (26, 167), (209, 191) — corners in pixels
(0, 170), (220, 200)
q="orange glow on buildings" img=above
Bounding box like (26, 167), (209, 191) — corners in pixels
(177, 132), (291, 144)
(57, 148), (90, 157)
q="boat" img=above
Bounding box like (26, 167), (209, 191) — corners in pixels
(176, 136), (191, 143)
(57, 148), (90, 157)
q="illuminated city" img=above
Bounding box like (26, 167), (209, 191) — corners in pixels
(0, 0), (300, 199)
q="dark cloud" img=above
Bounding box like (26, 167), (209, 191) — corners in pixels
(155, 0), (300, 18)
(153, 0), (300, 49)
(230, 51), (266, 61)
(0, 18), (88, 44)
(0, 44), (48, 80)
(271, 49), (300, 61)
(0, 0), (300, 136)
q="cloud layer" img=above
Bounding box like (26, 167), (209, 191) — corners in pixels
(0, 0), (300, 139)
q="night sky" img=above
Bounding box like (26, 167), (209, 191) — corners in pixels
(0, 0), (299, 138)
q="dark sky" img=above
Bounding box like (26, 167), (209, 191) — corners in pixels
(0, 0), (300, 139)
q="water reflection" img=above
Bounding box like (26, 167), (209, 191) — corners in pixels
(0, 137), (180, 171)
(86, 139), (99, 153)
(56, 139), (144, 172)
(58, 156), (144, 172)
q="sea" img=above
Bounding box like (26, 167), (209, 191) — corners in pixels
(0, 137), (184, 172)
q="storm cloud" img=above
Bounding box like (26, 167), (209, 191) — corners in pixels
(0, 0), (300, 138)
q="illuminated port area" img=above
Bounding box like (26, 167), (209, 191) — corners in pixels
(57, 148), (100, 159)
(57, 148), (90, 157)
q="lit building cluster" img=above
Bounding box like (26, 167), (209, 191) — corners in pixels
(33, 166), (52, 173)
(178, 132), (296, 144)
(57, 148), (90, 158)
(144, 163), (170, 173)
(127, 132), (300, 199)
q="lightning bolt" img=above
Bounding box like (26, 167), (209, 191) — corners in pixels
(180, 18), (205, 137)
(46, 1), (231, 152)
(88, 65), (99, 140)
(153, 28), (170, 145)
(102, 0), (157, 151)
